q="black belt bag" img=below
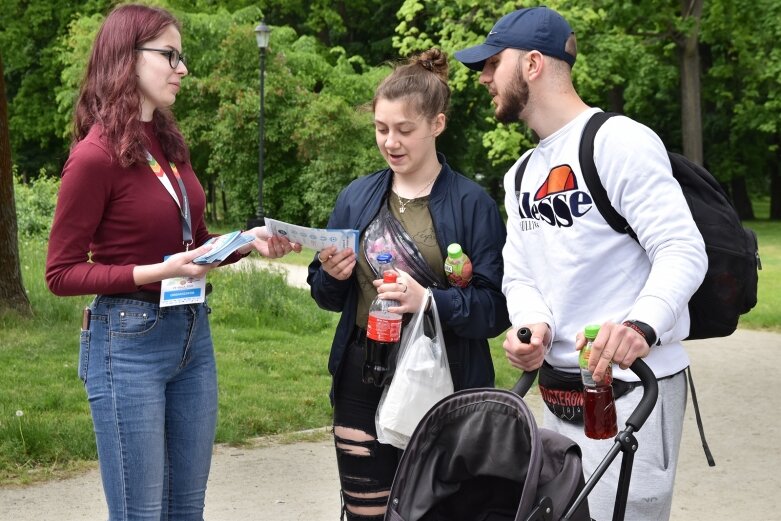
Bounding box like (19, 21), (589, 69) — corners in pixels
(537, 361), (638, 424)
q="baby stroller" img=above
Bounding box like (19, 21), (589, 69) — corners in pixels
(384, 337), (659, 521)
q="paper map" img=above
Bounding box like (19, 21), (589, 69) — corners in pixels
(264, 218), (359, 252)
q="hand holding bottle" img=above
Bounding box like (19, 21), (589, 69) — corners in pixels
(574, 321), (651, 382)
(374, 268), (425, 315)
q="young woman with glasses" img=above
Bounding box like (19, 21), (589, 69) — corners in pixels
(46, 4), (300, 519)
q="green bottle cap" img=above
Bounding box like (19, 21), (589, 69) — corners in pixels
(584, 324), (600, 340)
(447, 243), (463, 259)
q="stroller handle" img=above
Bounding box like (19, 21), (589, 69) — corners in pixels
(510, 327), (659, 432)
(510, 328), (536, 397)
(625, 358), (657, 431)
(511, 370), (537, 397)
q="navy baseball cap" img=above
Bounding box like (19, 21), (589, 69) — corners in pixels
(454, 6), (575, 71)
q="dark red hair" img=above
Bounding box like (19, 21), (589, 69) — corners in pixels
(73, 4), (189, 167)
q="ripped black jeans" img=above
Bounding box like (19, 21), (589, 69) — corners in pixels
(333, 331), (402, 521)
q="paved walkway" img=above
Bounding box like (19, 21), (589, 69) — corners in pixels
(1, 260), (779, 520)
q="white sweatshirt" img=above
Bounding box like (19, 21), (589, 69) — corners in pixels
(502, 108), (707, 381)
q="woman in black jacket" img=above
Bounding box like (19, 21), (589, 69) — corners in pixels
(307, 48), (510, 521)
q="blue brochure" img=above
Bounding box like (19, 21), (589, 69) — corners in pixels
(192, 231), (254, 264)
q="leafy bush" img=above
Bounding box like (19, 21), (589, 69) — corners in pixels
(13, 173), (59, 239)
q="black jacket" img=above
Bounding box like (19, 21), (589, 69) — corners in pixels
(307, 154), (510, 397)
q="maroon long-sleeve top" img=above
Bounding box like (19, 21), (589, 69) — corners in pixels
(46, 122), (231, 296)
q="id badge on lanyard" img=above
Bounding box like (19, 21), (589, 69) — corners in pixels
(146, 152), (206, 306)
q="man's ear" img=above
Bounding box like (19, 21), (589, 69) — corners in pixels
(526, 50), (545, 80)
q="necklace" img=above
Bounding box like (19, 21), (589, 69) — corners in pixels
(394, 175), (437, 213)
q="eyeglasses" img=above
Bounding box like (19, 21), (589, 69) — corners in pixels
(136, 47), (187, 69)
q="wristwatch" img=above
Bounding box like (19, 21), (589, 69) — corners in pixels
(622, 320), (659, 347)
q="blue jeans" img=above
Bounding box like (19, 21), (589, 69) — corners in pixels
(80, 296), (218, 521)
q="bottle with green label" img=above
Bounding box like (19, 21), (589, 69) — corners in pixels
(444, 243), (473, 288)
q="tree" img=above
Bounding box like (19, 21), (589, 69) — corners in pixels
(0, 52), (31, 315)
(0, 0), (113, 179)
(678, 0), (704, 165)
(391, 0), (779, 219)
(188, 22), (382, 225)
(701, 0), (781, 219)
(8, 1), (780, 224)
(167, 0), (404, 64)
(54, 7), (384, 227)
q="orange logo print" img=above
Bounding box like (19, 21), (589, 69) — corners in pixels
(535, 165), (577, 200)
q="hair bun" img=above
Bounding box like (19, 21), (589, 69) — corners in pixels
(415, 48), (448, 82)
(372, 47), (451, 120)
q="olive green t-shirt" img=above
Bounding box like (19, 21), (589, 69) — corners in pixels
(355, 195), (447, 329)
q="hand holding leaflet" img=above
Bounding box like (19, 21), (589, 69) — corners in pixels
(264, 217), (359, 253)
(192, 231), (254, 264)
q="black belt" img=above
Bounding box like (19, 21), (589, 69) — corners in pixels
(106, 283), (212, 304)
(108, 291), (160, 303)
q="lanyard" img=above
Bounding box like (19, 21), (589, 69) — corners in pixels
(146, 151), (193, 249)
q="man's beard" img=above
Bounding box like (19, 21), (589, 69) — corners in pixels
(495, 67), (529, 124)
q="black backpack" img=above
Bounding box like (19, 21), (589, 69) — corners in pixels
(515, 111), (760, 340)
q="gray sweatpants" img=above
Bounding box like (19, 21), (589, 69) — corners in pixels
(543, 370), (687, 521)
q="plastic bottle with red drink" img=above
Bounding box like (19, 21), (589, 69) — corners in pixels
(363, 254), (401, 386)
(579, 324), (618, 439)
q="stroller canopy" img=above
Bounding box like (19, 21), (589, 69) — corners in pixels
(385, 388), (590, 521)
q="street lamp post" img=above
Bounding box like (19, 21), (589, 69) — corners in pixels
(247, 20), (271, 229)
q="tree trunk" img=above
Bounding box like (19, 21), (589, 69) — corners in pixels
(607, 85), (625, 114)
(0, 53), (32, 314)
(771, 137), (781, 220)
(730, 177), (755, 220)
(206, 179), (215, 222)
(679, 0), (704, 165)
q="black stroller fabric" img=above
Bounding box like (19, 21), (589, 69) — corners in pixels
(385, 388), (590, 521)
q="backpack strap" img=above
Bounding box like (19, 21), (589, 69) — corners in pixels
(579, 112), (638, 241)
(686, 367), (716, 466)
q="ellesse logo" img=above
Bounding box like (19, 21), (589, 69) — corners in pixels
(517, 165), (594, 229)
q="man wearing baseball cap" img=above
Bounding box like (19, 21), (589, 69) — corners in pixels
(455, 5), (576, 71)
(456, 7), (706, 521)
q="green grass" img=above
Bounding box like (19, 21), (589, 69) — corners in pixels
(1, 219), (779, 485)
(738, 219), (781, 330)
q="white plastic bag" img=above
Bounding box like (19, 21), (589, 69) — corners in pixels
(376, 289), (453, 449)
